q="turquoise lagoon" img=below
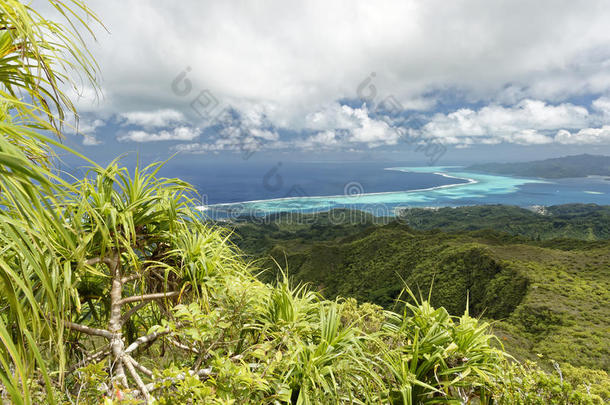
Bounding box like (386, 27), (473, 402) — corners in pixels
(204, 166), (609, 218)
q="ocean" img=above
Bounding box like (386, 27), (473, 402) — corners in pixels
(164, 160), (610, 218)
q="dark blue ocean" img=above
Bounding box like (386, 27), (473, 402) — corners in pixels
(167, 161), (469, 204)
(161, 160), (610, 218)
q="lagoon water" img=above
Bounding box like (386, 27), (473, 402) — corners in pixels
(178, 161), (610, 218)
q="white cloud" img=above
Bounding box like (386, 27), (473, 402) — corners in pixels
(417, 99), (590, 145)
(304, 103), (400, 147)
(555, 126), (610, 144)
(83, 136), (101, 146)
(172, 124), (281, 154)
(592, 96), (610, 117)
(37, 1), (610, 152)
(120, 96), (610, 150)
(504, 130), (553, 145)
(83, 135), (102, 146)
(348, 112), (399, 146)
(305, 103), (361, 131)
(76, 118), (105, 146)
(119, 109), (185, 128)
(118, 126), (200, 142)
(248, 128), (279, 141)
(53, 1), (610, 129)
(173, 143), (220, 153)
(296, 130), (340, 150)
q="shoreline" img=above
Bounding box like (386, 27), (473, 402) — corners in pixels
(199, 168), (477, 210)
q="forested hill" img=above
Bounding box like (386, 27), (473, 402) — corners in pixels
(232, 204), (610, 256)
(467, 154), (610, 178)
(229, 204), (610, 374)
(396, 204), (610, 241)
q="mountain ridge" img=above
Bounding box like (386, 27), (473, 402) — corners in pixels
(467, 154), (610, 178)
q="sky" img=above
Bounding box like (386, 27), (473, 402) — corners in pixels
(54, 0), (610, 166)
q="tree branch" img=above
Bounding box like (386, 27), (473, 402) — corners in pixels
(118, 291), (179, 306)
(121, 260), (167, 284)
(86, 256), (118, 269)
(121, 266), (155, 284)
(121, 301), (150, 324)
(123, 355), (150, 403)
(124, 355), (153, 378)
(68, 346), (111, 373)
(125, 328), (172, 354)
(121, 272), (142, 284)
(168, 338), (199, 354)
(63, 319), (113, 339)
(131, 368), (213, 397)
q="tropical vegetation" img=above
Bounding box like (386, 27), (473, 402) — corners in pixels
(0, 0), (607, 403)
(233, 208), (610, 401)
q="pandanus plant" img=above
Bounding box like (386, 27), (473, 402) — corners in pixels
(52, 161), (250, 401)
(380, 288), (506, 404)
(0, 1), (102, 403)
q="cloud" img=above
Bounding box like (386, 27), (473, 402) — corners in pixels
(173, 143), (221, 154)
(505, 130), (553, 145)
(347, 110), (399, 146)
(555, 126), (610, 144)
(119, 109), (185, 128)
(416, 99), (590, 145)
(305, 104), (356, 131)
(592, 96), (610, 117)
(172, 124), (281, 154)
(76, 118), (105, 146)
(55, 1), (610, 127)
(119, 96), (610, 151)
(305, 103), (400, 146)
(83, 135), (102, 146)
(118, 126), (200, 142)
(247, 128), (279, 141)
(173, 103), (404, 154)
(296, 130), (340, 150)
(37, 1), (610, 154)
(170, 96), (610, 153)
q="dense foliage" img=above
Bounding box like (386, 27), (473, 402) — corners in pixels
(233, 211), (610, 371)
(233, 204), (610, 247)
(0, 1), (607, 403)
(398, 204), (610, 240)
(0, 163), (599, 404)
(232, 209), (610, 401)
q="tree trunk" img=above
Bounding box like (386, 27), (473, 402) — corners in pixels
(107, 252), (128, 389)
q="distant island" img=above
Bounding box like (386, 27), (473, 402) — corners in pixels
(467, 154), (610, 179)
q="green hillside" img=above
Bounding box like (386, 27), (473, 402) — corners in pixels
(397, 204), (610, 240)
(231, 207), (610, 374)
